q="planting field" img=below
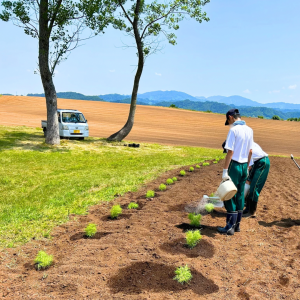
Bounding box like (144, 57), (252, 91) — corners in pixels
(0, 154), (300, 299)
(1, 95), (300, 156)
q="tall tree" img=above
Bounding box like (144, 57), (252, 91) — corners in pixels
(0, 0), (113, 144)
(102, 0), (210, 141)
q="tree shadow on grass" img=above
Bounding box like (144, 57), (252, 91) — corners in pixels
(258, 218), (300, 228)
(0, 131), (70, 153)
(160, 238), (215, 258)
(108, 262), (219, 295)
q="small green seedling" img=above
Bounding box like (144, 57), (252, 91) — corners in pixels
(196, 165), (200, 168)
(209, 192), (215, 197)
(34, 251), (53, 270)
(110, 204), (122, 219)
(166, 178), (174, 185)
(180, 170), (186, 176)
(172, 177), (177, 181)
(85, 223), (97, 237)
(188, 213), (202, 227)
(146, 190), (155, 198)
(189, 167), (194, 172)
(174, 265), (193, 284)
(159, 184), (167, 191)
(186, 230), (202, 248)
(205, 203), (215, 213)
(128, 202), (139, 209)
(203, 162), (210, 166)
(213, 161), (218, 164)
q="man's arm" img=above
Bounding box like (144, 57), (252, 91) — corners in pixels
(247, 149), (253, 168)
(224, 150), (234, 169)
(222, 150), (234, 179)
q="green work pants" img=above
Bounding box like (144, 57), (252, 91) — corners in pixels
(224, 160), (248, 212)
(247, 156), (270, 203)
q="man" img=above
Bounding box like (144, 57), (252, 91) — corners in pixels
(243, 142), (270, 217)
(217, 109), (253, 235)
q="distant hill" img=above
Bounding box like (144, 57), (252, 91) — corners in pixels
(28, 92), (103, 101)
(154, 100), (300, 120)
(25, 90), (300, 119)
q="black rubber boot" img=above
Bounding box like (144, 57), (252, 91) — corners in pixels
(217, 212), (238, 235)
(244, 199), (257, 218)
(235, 210), (243, 232)
(243, 198), (250, 214)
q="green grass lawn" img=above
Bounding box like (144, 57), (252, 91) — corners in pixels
(0, 125), (224, 248)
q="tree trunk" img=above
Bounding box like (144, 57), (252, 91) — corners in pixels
(39, 0), (60, 145)
(107, 2), (144, 142)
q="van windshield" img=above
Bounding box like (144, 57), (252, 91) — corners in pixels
(62, 112), (86, 123)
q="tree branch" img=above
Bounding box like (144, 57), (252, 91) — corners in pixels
(48, 0), (63, 32)
(119, 1), (133, 25)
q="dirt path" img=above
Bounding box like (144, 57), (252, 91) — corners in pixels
(1, 96), (300, 156)
(0, 156), (299, 299)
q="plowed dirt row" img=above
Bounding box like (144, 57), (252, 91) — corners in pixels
(0, 157), (300, 299)
(1, 96), (300, 156)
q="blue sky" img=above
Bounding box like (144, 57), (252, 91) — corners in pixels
(1, 0), (300, 104)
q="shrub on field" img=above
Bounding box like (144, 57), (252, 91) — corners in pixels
(189, 167), (194, 172)
(34, 251), (53, 270)
(146, 190), (155, 198)
(203, 162), (210, 166)
(111, 204), (122, 219)
(159, 184), (167, 191)
(196, 165), (200, 168)
(188, 213), (202, 227)
(128, 202), (139, 209)
(85, 223), (97, 237)
(205, 203), (214, 213)
(174, 265), (193, 284)
(213, 161), (218, 164)
(172, 177), (177, 181)
(186, 230), (202, 248)
(166, 178), (174, 185)
(180, 170), (186, 176)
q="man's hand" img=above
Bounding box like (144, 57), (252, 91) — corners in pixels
(222, 169), (229, 179)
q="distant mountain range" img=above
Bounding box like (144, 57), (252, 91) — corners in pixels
(26, 91), (300, 120)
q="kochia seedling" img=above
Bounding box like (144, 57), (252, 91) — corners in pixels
(128, 202), (139, 209)
(172, 177), (177, 181)
(205, 203), (215, 213)
(188, 213), (202, 227)
(213, 161), (218, 164)
(186, 230), (202, 248)
(85, 223), (97, 237)
(180, 170), (186, 176)
(34, 251), (53, 270)
(159, 184), (167, 191)
(196, 165), (200, 168)
(166, 178), (174, 185)
(189, 167), (194, 172)
(203, 162), (210, 166)
(146, 190), (155, 198)
(110, 204), (122, 219)
(174, 265), (193, 284)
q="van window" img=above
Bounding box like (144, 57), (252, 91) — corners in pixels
(62, 112), (86, 123)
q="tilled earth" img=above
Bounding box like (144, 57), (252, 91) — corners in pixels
(0, 156), (300, 299)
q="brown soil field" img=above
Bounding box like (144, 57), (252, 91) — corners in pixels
(0, 95), (299, 156)
(0, 156), (300, 299)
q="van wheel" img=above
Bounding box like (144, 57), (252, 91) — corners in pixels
(43, 128), (47, 137)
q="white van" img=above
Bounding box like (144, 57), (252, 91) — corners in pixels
(41, 109), (89, 140)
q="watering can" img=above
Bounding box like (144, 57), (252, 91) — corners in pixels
(217, 176), (237, 201)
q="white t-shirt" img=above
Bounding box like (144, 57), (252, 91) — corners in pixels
(249, 142), (268, 166)
(225, 124), (253, 163)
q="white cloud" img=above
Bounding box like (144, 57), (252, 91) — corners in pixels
(288, 84), (297, 89)
(243, 89), (251, 94)
(155, 72), (162, 76)
(268, 90), (280, 94)
(109, 70), (115, 73)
